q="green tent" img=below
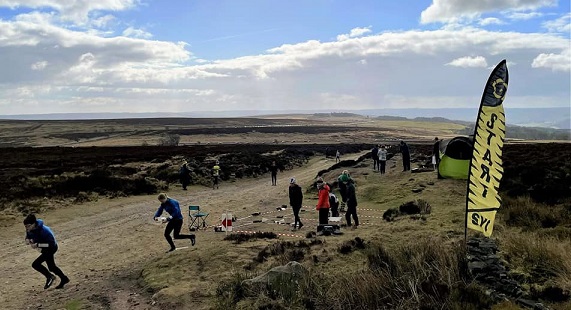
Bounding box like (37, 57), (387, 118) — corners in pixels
(437, 136), (473, 179)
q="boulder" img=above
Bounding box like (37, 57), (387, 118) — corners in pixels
(243, 261), (307, 286)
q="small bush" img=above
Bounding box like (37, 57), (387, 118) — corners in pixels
(500, 232), (571, 286)
(502, 196), (569, 229)
(158, 133), (180, 146)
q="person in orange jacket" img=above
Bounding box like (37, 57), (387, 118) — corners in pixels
(315, 177), (330, 225)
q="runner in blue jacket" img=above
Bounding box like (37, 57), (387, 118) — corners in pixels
(154, 193), (196, 251)
(24, 214), (69, 290)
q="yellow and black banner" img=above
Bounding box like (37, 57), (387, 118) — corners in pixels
(465, 60), (508, 237)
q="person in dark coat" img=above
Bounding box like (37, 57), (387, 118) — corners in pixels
(400, 141), (411, 171)
(288, 178), (303, 230)
(180, 162), (191, 190)
(371, 145), (379, 171)
(270, 161), (278, 186)
(337, 170), (350, 211)
(342, 177), (359, 228)
(24, 214), (70, 290)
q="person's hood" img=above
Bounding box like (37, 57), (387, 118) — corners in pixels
(35, 219), (44, 229)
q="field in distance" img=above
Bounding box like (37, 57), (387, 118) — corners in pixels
(0, 114), (465, 147)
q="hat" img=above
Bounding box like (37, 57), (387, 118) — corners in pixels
(316, 177), (324, 183)
(290, 177), (296, 184)
(23, 214), (36, 225)
(339, 174), (350, 183)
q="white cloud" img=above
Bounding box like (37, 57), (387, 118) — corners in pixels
(90, 14), (116, 28)
(532, 48), (571, 72)
(542, 13), (571, 33)
(31, 60), (48, 70)
(0, 0), (137, 23)
(446, 56), (488, 68)
(122, 27), (152, 39)
(421, 0), (556, 24)
(0, 16), (569, 114)
(505, 11), (544, 20)
(479, 17), (505, 26)
(336, 26), (372, 41)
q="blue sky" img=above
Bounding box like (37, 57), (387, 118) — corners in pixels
(0, 0), (569, 114)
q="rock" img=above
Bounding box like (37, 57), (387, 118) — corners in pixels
(400, 201), (421, 214)
(243, 261), (307, 286)
(412, 188), (424, 193)
(427, 181), (435, 185)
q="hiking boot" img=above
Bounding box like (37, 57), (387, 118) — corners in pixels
(55, 276), (70, 289)
(167, 247), (176, 253)
(298, 223), (304, 230)
(44, 275), (55, 289)
(190, 235), (196, 246)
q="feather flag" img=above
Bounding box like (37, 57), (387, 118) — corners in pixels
(465, 60), (509, 238)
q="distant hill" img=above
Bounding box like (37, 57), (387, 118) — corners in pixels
(1, 107), (569, 130)
(376, 115), (570, 140)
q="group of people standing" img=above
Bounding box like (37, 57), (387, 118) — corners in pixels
(371, 141), (411, 173)
(371, 145), (389, 174)
(288, 169), (359, 231)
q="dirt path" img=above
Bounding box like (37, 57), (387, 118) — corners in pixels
(0, 152), (367, 310)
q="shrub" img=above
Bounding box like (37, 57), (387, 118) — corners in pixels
(158, 133), (180, 146)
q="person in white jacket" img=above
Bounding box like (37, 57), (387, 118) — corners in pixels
(378, 146), (388, 175)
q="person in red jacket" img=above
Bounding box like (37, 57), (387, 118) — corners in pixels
(315, 177), (330, 225)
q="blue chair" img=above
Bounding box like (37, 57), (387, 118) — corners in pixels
(188, 205), (209, 231)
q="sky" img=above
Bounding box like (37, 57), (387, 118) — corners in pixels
(0, 0), (569, 115)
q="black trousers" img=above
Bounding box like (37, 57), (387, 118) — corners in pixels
(346, 204), (359, 226)
(373, 158), (379, 170)
(380, 160), (386, 174)
(32, 246), (66, 279)
(403, 155), (410, 171)
(292, 205), (302, 227)
(181, 177), (190, 189)
(331, 204), (339, 217)
(271, 173), (277, 185)
(164, 219), (193, 249)
(318, 208), (329, 225)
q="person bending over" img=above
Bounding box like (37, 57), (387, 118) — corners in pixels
(24, 214), (70, 290)
(154, 193), (196, 252)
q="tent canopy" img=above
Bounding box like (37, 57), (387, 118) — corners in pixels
(438, 136), (473, 179)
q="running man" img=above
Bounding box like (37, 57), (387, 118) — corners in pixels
(24, 214), (70, 290)
(154, 193), (196, 252)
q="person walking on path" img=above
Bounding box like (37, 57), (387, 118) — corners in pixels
(154, 193), (196, 252)
(432, 137), (440, 170)
(371, 145), (379, 171)
(180, 161), (191, 190)
(400, 141), (411, 172)
(24, 214), (70, 290)
(269, 161), (278, 186)
(343, 177), (359, 229)
(288, 177), (304, 230)
(212, 160), (221, 189)
(378, 145), (388, 174)
(315, 177), (330, 225)
(335, 150), (341, 163)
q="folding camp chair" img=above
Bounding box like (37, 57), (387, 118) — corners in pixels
(188, 205), (209, 231)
